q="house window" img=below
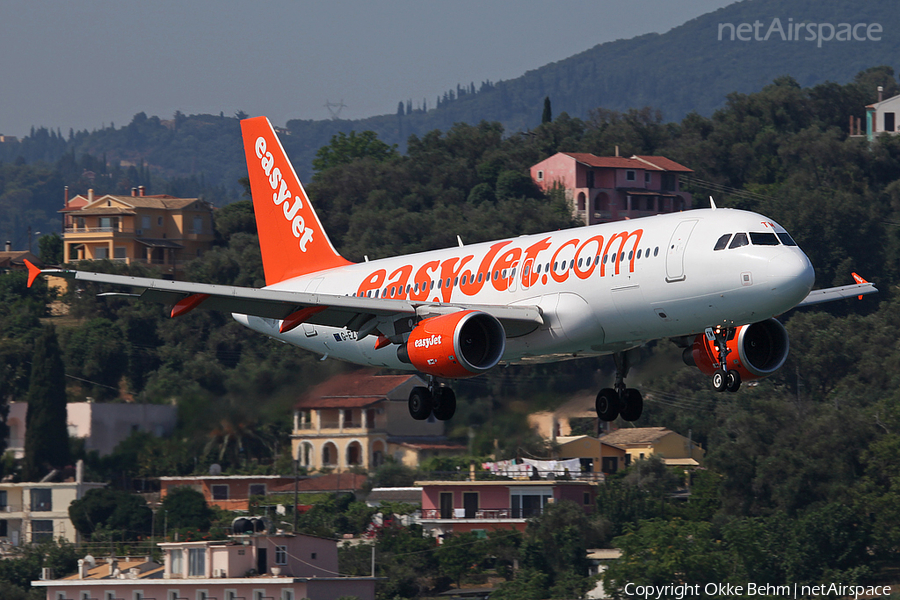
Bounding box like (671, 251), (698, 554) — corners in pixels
(0, 490), (6, 509)
(886, 112), (896, 132)
(626, 170), (636, 181)
(142, 216), (151, 230)
(224, 591), (237, 600)
(188, 548), (205, 576)
(310, 553), (317, 560)
(170, 549), (183, 576)
(106, 592), (116, 600)
(275, 545), (287, 565)
(584, 492), (591, 505)
(157, 217), (163, 226)
(168, 591), (180, 600)
(197, 591), (208, 600)
(282, 590), (294, 600)
(114, 247), (127, 259)
(193, 217), (203, 234)
(249, 484), (266, 497)
(134, 591), (144, 600)
(81, 592), (91, 600)
(577, 192), (586, 211)
(211, 485), (228, 500)
(0, 520), (7, 537)
(32, 520), (53, 542)
(95, 247), (109, 259)
(644, 172), (651, 184)
(585, 170), (594, 188)
(510, 487), (552, 518)
(31, 489), (52, 511)
(536, 170), (544, 181)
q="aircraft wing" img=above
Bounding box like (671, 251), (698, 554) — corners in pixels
(28, 263), (543, 335)
(794, 280), (878, 308)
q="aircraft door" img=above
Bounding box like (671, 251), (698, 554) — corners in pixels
(665, 220), (698, 282)
(508, 260), (520, 292)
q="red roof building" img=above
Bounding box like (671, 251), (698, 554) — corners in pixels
(530, 152), (693, 225)
(292, 371), (466, 473)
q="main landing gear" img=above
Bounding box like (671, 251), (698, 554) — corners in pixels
(595, 351), (643, 422)
(707, 326), (741, 394)
(408, 379), (457, 421)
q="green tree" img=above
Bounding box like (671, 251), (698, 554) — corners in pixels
(38, 233), (63, 265)
(161, 487), (215, 532)
(312, 131), (398, 175)
(437, 531), (485, 589)
(23, 325), (70, 481)
(69, 488), (153, 541)
(542, 96), (552, 124)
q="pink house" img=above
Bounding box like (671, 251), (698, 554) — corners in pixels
(32, 533), (376, 600)
(415, 479), (598, 537)
(530, 152), (693, 225)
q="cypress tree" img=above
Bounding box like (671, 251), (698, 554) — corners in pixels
(542, 96), (553, 124)
(23, 326), (70, 481)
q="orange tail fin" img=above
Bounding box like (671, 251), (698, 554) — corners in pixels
(241, 116), (351, 285)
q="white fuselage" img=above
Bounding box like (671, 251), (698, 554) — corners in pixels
(234, 208), (815, 371)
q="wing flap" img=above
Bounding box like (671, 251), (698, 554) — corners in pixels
(38, 266), (543, 334)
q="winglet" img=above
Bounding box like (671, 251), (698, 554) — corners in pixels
(852, 272), (869, 300)
(24, 259), (41, 288)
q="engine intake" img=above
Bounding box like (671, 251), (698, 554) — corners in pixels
(399, 310), (506, 378)
(684, 318), (789, 381)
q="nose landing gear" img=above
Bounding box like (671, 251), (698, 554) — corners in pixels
(707, 326), (741, 393)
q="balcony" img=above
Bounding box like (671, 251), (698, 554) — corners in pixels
(65, 226), (138, 234)
(421, 508), (533, 520)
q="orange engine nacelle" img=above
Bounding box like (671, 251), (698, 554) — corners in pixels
(683, 318), (790, 382)
(398, 310), (506, 378)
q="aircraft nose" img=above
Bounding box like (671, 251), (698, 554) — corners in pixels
(768, 251), (815, 301)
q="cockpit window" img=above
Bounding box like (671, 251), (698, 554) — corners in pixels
(728, 233), (749, 249)
(777, 232), (798, 246)
(714, 234), (732, 251)
(750, 232), (780, 246)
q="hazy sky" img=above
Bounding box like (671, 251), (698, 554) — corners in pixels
(0, 0), (737, 139)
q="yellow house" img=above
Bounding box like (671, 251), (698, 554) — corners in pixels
(599, 426), (705, 467)
(60, 187), (214, 267)
(292, 371), (465, 473)
(555, 435), (628, 475)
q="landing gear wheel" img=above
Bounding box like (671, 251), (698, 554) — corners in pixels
(408, 386), (433, 420)
(712, 370), (727, 392)
(432, 387), (457, 421)
(620, 388), (644, 422)
(725, 370), (741, 393)
(596, 388), (620, 421)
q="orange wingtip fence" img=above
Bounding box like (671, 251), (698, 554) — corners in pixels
(24, 259), (42, 288)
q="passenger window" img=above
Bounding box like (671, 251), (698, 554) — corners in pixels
(749, 232), (780, 246)
(728, 233), (749, 249)
(777, 232), (798, 246)
(714, 234), (732, 251)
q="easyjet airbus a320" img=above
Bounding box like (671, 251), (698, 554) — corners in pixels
(27, 117), (877, 422)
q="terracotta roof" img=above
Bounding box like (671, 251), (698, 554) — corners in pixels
(562, 153), (651, 169)
(70, 194), (202, 212)
(633, 156), (693, 172)
(600, 426), (672, 446)
(268, 472), (367, 493)
(0, 251), (42, 269)
(61, 559), (162, 580)
(296, 370), (422, 409)
(559, 152), (692, 173)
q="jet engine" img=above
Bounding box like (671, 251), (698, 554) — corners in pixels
(398, 310), (506, 378)
(683, 318), (789, 382)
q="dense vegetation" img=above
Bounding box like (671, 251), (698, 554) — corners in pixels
(3, 66), (900, 597)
